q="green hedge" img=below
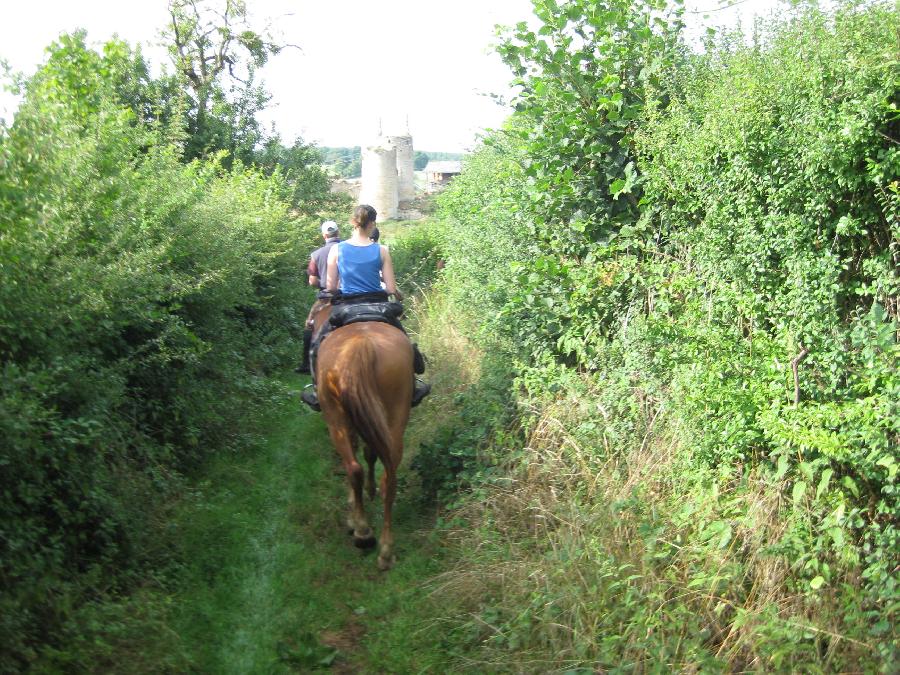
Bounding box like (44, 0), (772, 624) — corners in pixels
(435, 0), (897, 668)
(635, 1), (898, 617)
(0, 35), (320, 667)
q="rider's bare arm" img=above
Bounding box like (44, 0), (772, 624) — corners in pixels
(325, 246), (339, 292)
(380, 246), (402, 300)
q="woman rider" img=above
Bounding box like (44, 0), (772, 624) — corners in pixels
(326, 205), (398, 299)
(301, 204), (429, 409)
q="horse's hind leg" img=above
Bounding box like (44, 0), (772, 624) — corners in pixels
(377, 433), (404, 571)
(364, 445), (377, 500)
(327, 423), (375, 548)
(377, 461), (398, 571)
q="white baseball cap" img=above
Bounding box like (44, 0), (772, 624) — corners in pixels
(321, 220), (339, 235)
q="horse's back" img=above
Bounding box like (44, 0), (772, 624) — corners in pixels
(317, 322), (413, 429)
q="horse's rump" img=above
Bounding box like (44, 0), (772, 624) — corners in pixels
(318, 323), (413, 460)
(316, 320), (413, 571)
(339, 336), (393, 462)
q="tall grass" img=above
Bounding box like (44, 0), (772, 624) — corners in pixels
(407, 236), (894, 672)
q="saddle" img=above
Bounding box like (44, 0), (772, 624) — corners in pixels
(303, 293), (428, 410)
(310, 294), (407, 376)
(329, 300), (404, 331)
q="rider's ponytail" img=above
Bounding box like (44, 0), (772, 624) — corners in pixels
(352, 204), (377, 229)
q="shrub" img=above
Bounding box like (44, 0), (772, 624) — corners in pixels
(388, 219), (446, 292)
(424, 0), (898, 669)
(0, 34), (321, 667)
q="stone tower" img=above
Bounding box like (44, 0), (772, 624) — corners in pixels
(359, 140), (399, 221)
(388, 133), (415, 203)
(359, 118), (417, 221)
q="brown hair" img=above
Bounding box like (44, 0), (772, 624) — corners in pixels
(352, 204), (377, 229)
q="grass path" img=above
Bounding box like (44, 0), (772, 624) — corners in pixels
(167, 373), (450, 673)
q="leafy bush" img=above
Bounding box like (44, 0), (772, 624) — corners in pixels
(0, 34), (322, 668)
(388, 219), (446, 292)
(411, 353), (517, 500)
(436, 120), (534, 319)
(426, 0), (898, 670)
(635, 1), (898, 628)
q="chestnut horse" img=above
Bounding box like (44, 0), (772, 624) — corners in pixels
(309, 302), (413, 571)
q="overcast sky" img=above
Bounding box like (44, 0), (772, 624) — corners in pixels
(1, 0), (785, 153)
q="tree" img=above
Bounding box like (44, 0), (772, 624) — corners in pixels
(254, 135), (347, 214)
(163, 0), (285, 163)
(496, 0), (685, 254)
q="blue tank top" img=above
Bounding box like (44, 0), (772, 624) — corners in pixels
(337, 241), (382, 294)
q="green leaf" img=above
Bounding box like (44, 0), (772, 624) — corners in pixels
(815, 468), (833, 501)
(773, 454), (789, 481)
(875, 454), (897, 480)
(792, 481), (807, 504)
(842, 476), (859, 498)
(828, 527), (845, 548)
(810, 576), (825, 590)
(799, 461), (814, 482)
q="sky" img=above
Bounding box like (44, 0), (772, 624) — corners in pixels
(0, 0), (786, 153)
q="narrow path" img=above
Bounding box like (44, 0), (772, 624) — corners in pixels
(168, 374), (448, 673)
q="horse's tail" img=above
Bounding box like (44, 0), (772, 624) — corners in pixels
(341, 337), (393, 463)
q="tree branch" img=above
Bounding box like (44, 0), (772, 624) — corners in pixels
(791, 345), (810, 406)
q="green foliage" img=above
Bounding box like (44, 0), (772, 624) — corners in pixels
(163, 0), (280, 165)
(411, 354), (517, 500)
(634, 2), (898, 627)
(254, 136), (348, 214)
(420, 150), (465, 163)
(318, 145), (362, 177)
(388, 219), (445, 291)
(413, 150), (429, 170)
(0, 35), (320, 668)
(432, 0), (898, 670)
(496, 0), (685, 253)
(436, 120), (534, 316)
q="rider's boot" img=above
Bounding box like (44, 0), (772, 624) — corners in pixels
(412, 343), (426, 375)
(411, 377), (431, 407)
(296, 328), (313, 374)
(301, 383), (320, 411)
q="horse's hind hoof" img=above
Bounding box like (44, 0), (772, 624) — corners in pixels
(354, 534), (377, 549)
(377, 554), (396, 571)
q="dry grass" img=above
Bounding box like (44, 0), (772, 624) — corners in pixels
(401, 291), (483, 458)
(420, 375), (880, 673)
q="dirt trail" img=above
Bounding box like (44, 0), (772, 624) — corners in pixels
(168, 374), (447, 673)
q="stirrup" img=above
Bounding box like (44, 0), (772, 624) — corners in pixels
(411, 378), (431, 408)
(300, 383), (321, 412)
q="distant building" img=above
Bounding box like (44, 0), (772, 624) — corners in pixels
(330, 177), (361, 200)
(359, 141), (399, 220)
(424, 160), (462, 192)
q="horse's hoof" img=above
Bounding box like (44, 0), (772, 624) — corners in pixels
(377, 554), (396, 571)
(354, 534), (377, 549)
